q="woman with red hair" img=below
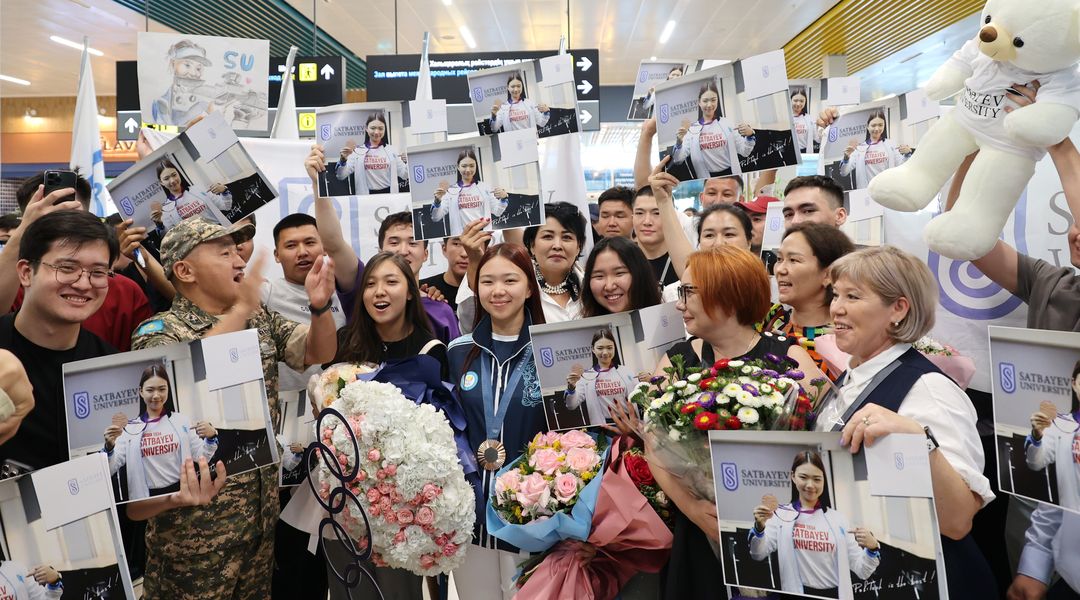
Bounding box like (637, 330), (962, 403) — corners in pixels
(652, 245), (826, 599)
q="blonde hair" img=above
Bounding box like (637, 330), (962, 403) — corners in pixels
(828, 246), (936, 343)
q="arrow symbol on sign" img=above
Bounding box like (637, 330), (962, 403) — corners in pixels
(124, 118), (138, 133)
(320, 64), (335, 80)
(576, 80), (593, 95)
(576, 56), (593, 72)
(580, 109), (593, 124)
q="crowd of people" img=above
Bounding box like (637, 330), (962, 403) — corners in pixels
(0, 84), (1077, 600)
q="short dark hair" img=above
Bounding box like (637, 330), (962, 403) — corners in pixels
(597, 186), (634, 211)
(523, 202), (586, 257)
(697, 204), (752, 241)
(632, 185), (654, 206)
(16, 170), (92, 212)
(19, 210), (119, 266)
(782, 222), (856, 304)
(0, 214), (21, 231)
(783, 175), (844, 210)
(273, 213), (318, 245)
(378, 211), (427, 248)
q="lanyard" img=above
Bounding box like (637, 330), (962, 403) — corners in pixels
(480, 344), (531, 440)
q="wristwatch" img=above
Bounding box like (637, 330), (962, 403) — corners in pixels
(923, 426), (940, 453)
(308, 299), (334, 316)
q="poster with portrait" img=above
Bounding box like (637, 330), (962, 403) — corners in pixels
(819, 100), (910, 193)
(710, 431), (946, 600)
(990, 326), (1080, 515)
(529, 313), (646, 431)
(0, 454), (136, 599)
(533, 54), (582, 138)
(107, 111), (277, 239)
(137, 31), (269, 131)
(315, 102), (410, 197)
(278, 391), (316, 487)
(467, 61), (573, 138)
(490, 128), (545, 231)
(407, 137), (501, 241)
(790, 79), (825, 154)
(63, 330), (278, 504)
(654, 62), (799, 183)
(628, 59), (696, 120)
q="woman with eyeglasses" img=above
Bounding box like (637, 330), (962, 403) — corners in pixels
(103, 364), (218, 500)
(649, 246), (825, 600)
(1025, 359), (1080, 511)
(749, 450), (880, 598)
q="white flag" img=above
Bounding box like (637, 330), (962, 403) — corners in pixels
(415, 32), (433, 101)
(70, 39), (113, 216)
(271, 46), (300, 140)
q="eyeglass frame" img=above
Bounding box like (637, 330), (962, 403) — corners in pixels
(35, 260), (114, 289)
(676, 283), (698, 304)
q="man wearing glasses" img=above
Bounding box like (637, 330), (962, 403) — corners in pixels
(0, 210), (118, 471)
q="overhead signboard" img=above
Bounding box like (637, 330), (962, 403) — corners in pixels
(366, 49), (600, 103)
(115, 56), (344, 140)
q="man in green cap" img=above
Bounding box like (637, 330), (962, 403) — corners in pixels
(130, 216), (338, 599)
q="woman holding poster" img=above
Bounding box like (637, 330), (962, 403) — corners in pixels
(791, 87), (820, 153)
(336, 112), (409, 195)
(749, 450), (881, 597)
(430, 149), (509, 235)
(564, 328), (649, 425)
(489, 73), (550, 133)
(1025, 359), (1080, 511)
(671, 81), (756, 177)
(838, 110), (913, 189)
(103, 364), (218, 500)
(152, 159), (232, 231)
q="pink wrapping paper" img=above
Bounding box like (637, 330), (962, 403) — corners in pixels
(514, 437), (673, 600)
(813, 335), (975, 390)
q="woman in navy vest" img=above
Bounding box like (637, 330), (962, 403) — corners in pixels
(819, 246), (997, 599)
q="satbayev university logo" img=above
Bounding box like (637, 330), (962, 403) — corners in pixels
(229, 348), (240, 363)
(658, 104), (670, 125)
(539, 347), (555, 368)
(67, 478), (80, 495)
(721, 462), (739, 491)
(413, 165), (426, 184)
(471, 86), (484, 103)
(639, 69), (649, 84)
(319, 124), (332, 141)
(894, 452), (905, 471)
(761, 65), (770, 78)
(119, 197), (135, 216)
(73, 391), (91, 420)
(999, 362), (1017, 394)
(827, 126), (840, 143)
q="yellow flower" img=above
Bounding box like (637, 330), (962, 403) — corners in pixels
(514, 506), (522, 519)
(582, 472), (594, 482)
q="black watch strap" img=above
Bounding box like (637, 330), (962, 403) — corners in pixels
(308, 299), (334, 316)
(924, 425), (940, 453)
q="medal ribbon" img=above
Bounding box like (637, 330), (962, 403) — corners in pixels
(481, 344), (531, 441)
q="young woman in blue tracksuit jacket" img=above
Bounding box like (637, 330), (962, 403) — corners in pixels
(447, 242), (547, 600)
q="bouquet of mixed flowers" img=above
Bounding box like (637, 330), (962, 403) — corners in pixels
(913, 335), (976, 389)
(487, 429), (607, 551)
(629, 353), (824, 512)
(313, 366), (476, 576)
(512, 437), (674, 600)
(309, 362), (378, 410)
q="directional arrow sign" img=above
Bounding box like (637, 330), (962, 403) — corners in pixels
(576, 80), (593, 95)
(576, 55), (592, 72)
(124, 118), (138, 133)
(320, 64), (335, 80)
(580, 108), (593, 124)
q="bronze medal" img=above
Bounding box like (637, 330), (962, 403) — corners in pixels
(477, 439), (506, 471)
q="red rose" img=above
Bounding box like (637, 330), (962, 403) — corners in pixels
(623, 453), (656, 486)
(725, 416), (742, 429)
(713, 359), (730, 371)
(694, 412), (719, 430)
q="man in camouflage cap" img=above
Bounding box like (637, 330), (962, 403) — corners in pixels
(131, 217), (338, 599)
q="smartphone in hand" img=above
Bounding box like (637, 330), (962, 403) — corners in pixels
(43, 170), (78, 202)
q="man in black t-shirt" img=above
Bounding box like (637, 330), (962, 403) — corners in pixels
(419, 235), (469, 313)
(0, 210), (118, 470)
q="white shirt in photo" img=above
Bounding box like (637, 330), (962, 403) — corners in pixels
(0, 561), (62, 600)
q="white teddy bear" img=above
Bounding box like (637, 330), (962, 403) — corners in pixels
(868, 0), (1080, 260)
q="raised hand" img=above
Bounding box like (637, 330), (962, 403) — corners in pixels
(304, 254), (336, 310)
(195, 421), (217, 439)
(852, 527), (879, 551)
(737, 123), (755, 136)
(753, 494), (779, 529)
(434, 180), (450, 201)
(566, 364), (584, 389)
(1030, 401), (1057, 440)
(341, 140), (357, 162)
(304, 144), (327, 187)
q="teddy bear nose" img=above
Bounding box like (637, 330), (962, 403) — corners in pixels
(979, 25), (998, 43)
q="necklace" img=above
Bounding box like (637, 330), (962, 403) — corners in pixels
(712, 332), (759, 360)
(541, 279), (568, 295)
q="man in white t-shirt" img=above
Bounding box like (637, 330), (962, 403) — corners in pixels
(260, 214), (346, 391)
